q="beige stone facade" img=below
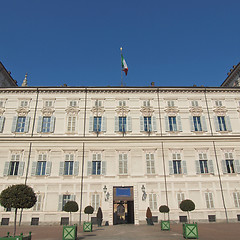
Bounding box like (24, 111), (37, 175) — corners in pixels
(0, 86), (240, 225)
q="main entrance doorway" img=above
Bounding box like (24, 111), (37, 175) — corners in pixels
(113, 186), (134, 225)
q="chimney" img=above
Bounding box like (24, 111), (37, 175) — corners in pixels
(151, 82), (155, 87)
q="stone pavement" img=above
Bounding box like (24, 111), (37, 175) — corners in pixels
(0, 222), (240, 240)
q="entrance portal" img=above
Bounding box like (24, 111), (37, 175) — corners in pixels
(113, 187), (134, 225)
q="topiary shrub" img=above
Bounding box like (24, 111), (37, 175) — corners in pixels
(180, 199), (195, 223)
(159, 205), (170, 221)
(96, 207), (103, 227)
(146, 207), (153, 225)
(64, 201), (79, 225)
(84, 205), (94, 221)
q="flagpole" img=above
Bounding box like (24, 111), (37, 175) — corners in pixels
(120, 47), (123, 86)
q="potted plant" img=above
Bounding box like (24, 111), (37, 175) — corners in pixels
(96, 207), (103, 227)
(146, 207), (154, 225)
(83, 205), (94, 232)
(63, 201), (79, 225)
(180, 199), (198, 239)
(159, 205), (170, 230)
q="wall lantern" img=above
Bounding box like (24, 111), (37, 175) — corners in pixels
(141, 184), (147, 201)
(103, 185), (110, 201)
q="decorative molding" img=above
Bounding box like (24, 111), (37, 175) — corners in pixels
(189, 106), (203, 116)
(140, 106), (154, 116)
(65, 106), (80, 115)
(164, 107), (179, 116)
(213, 106), (227, 116)
(41, 107), (55, 116)
(0, 108), (5, 115)
(116, 106), (130, 116)
(16, 107), (30, 116)
(91, 106), (105, 115)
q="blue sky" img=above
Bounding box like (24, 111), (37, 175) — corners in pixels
(1, 0), (239, 87)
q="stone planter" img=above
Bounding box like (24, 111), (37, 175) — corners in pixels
(161, 220), (170, 230)
(83, 222), (92, 232)
(182, 223), (198, 239)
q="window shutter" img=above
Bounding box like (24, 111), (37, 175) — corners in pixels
(11, 116), (17, 132)
(169, 161), (173, 175)
(50, 116), (56, 133)
(0, 116), (5, 133)
(165, 116), (169, 132)
(201, 116), (207, 132)
(234, 160), (240, 173)
(115, 116), (119, 132)
(73, 161), (79, 175)
(102, 116), (106, 132)
(3, 162), (10, 176)
(101, 161), (106, 175)
(127, 116), (132, 132)
(37, 116), (43, 133)
(24, 116), (31, 133)
(152, 116), (157, 132)
(233, 193), (238, 207)
(225, 116), (232, 131)
(31, 161), (37, 176)
(87, 161), (92, 175)
(71, 195), (76, 201)
(208, 160), (214, 174)
(177, 116), (182, 131)
(195, 160), (200, 174)
(214, 116), (220, 132)
(59, 162), (64, 176)
(58, 195), (63, 211)
(189, 116), (194, 132)
(182, 160), (187, 174)
(46, 161), (52, 176)
(140, 116), (144, 131)
(89, 116), (93, 132)
(18, 162), (25, 176)
(221, 160), (227, 174)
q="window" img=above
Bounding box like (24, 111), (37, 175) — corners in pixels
(143, 100), (150, 107)
(144, 117), (152, 132)
(20, 101), (28, 107)
(119, 116), (126, 132)
(33, 194), (44, 211)
(140, 116), (156, 132)
(92, 194), (100, 211)
(64, 154), (74, 175)
(225, 152), (235, 173)
(69, 100), (77, 107)
(205, 192), (214, 208)
(169, 116), (177, 131)
(0, 101), (4, 108)
(93, 117), (102, 132)
(36, 161), (46, 176)
(37, 116), (55, 133)
(87, 154), (106, 176)
(42, 117), (51, 133)
(217, 116), (227, 131)
(119, 153), (128, 174)
(45, 101), (53, 107)
(67, 116), (76, 132)
(119, 100), (126, 106)
(149, 193), (157, 210)
(4, 154), (24, 176)
(191, 101), (199, 107)
(146, 153), (155, 174)
(95, 100), (102, 107)
(233, 192), (240, 207)
(167, 100), (174, 107)
(173, 153), (182, 174)
(177, 193), (185, 207)
(193, 116), (202, 131)
(9, 161), (19, 176)
(199, 153), (208, 173)
(62, 195), (71, 211)
(0, 116), (5, 133)
(215, 100), (222, 107)
(16, 117), (26, 132)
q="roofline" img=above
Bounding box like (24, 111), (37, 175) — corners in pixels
(221, 62), (240, 87)
(0, 61), (18, 86)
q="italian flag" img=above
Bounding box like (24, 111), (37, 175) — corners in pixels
(121, 53), (128, 76)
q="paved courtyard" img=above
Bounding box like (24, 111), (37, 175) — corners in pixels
(0, 222), (239, 240)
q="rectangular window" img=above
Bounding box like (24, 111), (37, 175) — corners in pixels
(67, 116), (76, 132)
(217, 116), (227, 131)
(143, 100), (150, 107)
(93, 117), (102, 132)
(205, 192), (214, 208)
(215, 100), (222, 107)
(33, 194), (43, 211)
(167, 100), (174, 107)
(62, 195), (71, 210)
(9, 161), (19, 175)
(16, 117), (26, 132)
(146, 153), (155, 174)
(226, 160), (235, 173)
(119, 153), (128, 174)
(193, 116), (202, 131)
(92, 154), (101, 175)
(92, 194), (100, 211)
(64, 154), (74, 175)
(173, 153), (181, 174)
(119, 117), (126, 132)
(95, 100), (102, 107)
(149, 193), (157, 210)
(177, 193), (185, 207)
(199, 153), (208, 173)
(119, 100), (126, 106)
(45, 101), (53, 107)
(233, 192), (240, 207)
(168, 116), (177, 131)
(42, 117), (51, 133)
(36, 161), (46, 175)
(69, 100), (77, 107)
(144, 117), (152, 132)
(191, 101), (198, 107)
(20, 101), (28, 107)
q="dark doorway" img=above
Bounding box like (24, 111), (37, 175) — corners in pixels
(113, 186), (134, 225)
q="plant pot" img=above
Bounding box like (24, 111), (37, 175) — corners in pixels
(161, 220), (170, 230)
(83, 221), (92, 232)
(182, 222), (198, 239)
(146, 218), (154, 225)
(62, 225), (77, 240)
